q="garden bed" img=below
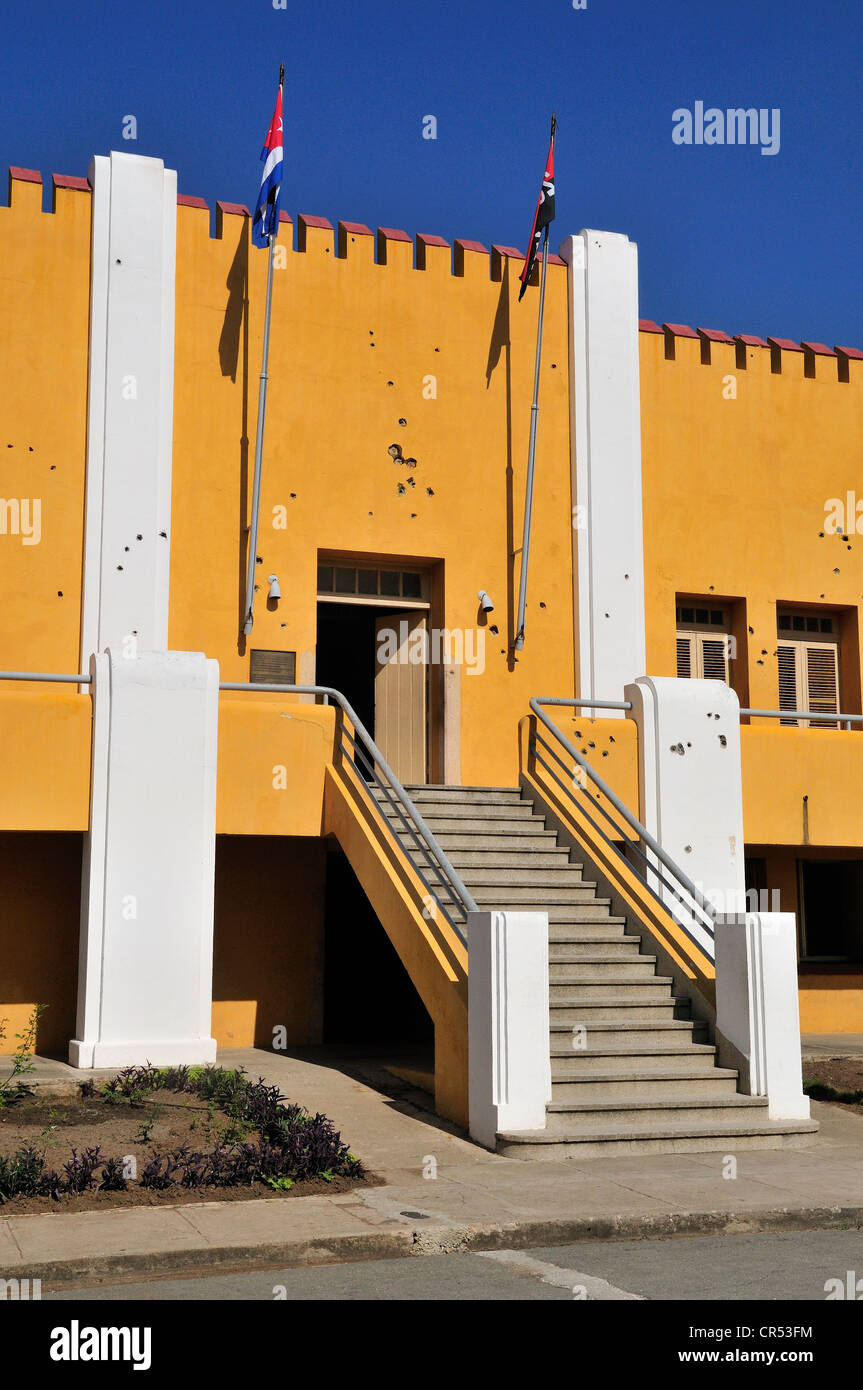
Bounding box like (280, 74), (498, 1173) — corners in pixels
(0, 1064), (375, 1213)
(803, 1057), (863, 1116)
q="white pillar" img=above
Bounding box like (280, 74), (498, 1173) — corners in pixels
(80, 152), (177, 663)
(715, 914), (810, 1120)
(625, 675), (745, 956)
(71, 650), (219, 1068)
(561, 230), (646, 710)
(468, 910), (551, 1149)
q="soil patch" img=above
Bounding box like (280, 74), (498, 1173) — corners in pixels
(802, 1057), (863, 1116)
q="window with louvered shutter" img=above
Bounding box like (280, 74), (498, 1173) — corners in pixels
(675, 606), (731, 685)
(700, 637), (729, 683)
(777, 644), (798, 724)
(805, 644), (839, 727)
(776, 611), (840, 728)
(676, 635), (693, 679)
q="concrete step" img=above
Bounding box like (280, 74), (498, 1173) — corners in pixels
(542, 1094), (776, 1132)
(549, 1045), (721, 1077)
(549, 997), (679, 1023)
(544, 905), (621, 923)
(549, 957), (659, 982)
(437, 851), (577, 870)
(450, 866), (587, 886)
(496, 1118), (820, 1159)
(549, 917), (627, 936)
(392, 801), (541, 823)
(412, 813), (550, 834)
(549, 1019), (696, 1048)
(549, 937), (642, 961)
(549, 978), (675, 1003)
(470, 886), (604, 906)
(403, 789), (522, 800)
(549, 1072), (741, 1103)
(428, 831), (569, 851)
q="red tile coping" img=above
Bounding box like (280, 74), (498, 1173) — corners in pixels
(836, 345), (863, 360)
(639, 319), (663, 333)
(735, 334), (769, 347)
(663, 323), (698, 338)
(492, 244), (526, 259)
(377, 227), (412, 242)
(177, 194), (207, 209)
(298, 213), (332, 229)
(546, 252), (566, 266)
(52, 173), (89, 191)
(278, 210), (291, 223)
(417, 233), (450, 248)
(454, 238), (488, 254)
(217, 200), (249, 216)
(801, 341), (834, 356)
(10, 166), (41, 183)
(338, 220), (372, 236)
(767, 337), (802, 352)
(697, 327), (733, 343)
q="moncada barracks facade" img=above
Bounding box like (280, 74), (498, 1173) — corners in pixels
(1, 148), (861, 1155)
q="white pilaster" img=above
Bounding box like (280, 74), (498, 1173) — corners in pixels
(561, 230), (646, 709)
(71, 650), (219, 1068)
(80, 152), (177, 665)
(715, 914), (810, 1120)
(468, 910), (551, 1149)
(626, 676), (745, 957)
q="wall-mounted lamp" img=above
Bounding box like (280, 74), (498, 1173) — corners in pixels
(267, 575), (281, 601)
(478, 590), (495, 614)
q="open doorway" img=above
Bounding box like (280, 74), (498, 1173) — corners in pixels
(315, 559), (436, 784)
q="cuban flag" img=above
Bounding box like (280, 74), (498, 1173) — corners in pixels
(252, 72), (284, 248)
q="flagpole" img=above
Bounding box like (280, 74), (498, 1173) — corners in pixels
(243, 63), (284, 637)
(514, 219), (550, 652)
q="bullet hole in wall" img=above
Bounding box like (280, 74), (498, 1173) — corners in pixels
(387, 380), (394, 386)
(388, 444), (403, 461)
(834, 568), (840, 575)
(407, 477), (415, 488)
(539, 601), (546, 608)
(748, 626), (754, 634)
(398, 418), (407, 427)
(57, 591), (63, 597)
(159, 531), (167, 538)
(434, 347), (439, 352)
(50, 466), (55, 471)
(490, 624), (499, 635)
(137, 534), (142, 541)
(28, 446), (33, 452)
(290, 492), (296, 499)
(368, 511), (373, 516)
(124, 546), (129, 552)
(551, 363), (557, 369)
(117, 565), (123, 571)
(609, 735), (615, 743)
(405, 458), (417, 468)
(818, 532), (824, 538)
(411, 513), (417, 518)
(397, 483), (406, 495)
(426, 488), (434, 496)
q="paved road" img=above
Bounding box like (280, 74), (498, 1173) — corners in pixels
(43, 1229), (863, 1301)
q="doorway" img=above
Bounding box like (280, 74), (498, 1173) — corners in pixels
(315, 560), (434, 784)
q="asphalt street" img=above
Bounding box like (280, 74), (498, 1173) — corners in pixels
(43, 1228), (863, 1301)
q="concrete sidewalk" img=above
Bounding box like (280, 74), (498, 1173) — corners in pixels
(1, 1045), (862, 1286)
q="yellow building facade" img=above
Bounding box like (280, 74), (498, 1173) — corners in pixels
(0, 153), (859, 1137)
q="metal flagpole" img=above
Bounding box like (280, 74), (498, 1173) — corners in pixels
(514, 219), (550, 652)
(243, 64), (284, 637)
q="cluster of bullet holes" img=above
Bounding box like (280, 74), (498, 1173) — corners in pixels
(116, 533), (148, 571)
(369, 330), (375, 348)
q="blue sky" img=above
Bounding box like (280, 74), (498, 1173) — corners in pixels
(2, 0), (861, 344)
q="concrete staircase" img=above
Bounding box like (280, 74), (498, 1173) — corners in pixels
(377, 784), (818, 1158)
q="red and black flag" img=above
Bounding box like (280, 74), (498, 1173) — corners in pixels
(518, 115), (556, 301)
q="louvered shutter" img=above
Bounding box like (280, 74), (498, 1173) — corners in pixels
(699, 636), (729, 683)
(805, 643), (839, 728)
(777, 644), (798, 723)
(676, 636), (692, 679)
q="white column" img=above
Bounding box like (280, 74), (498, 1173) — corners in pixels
(80, 152), (176, 663)
(626, 675), (745, 956)
(715, 914), (810, 1120)
(561, 230), (646, 710)
(468, 910), (551, 1149)
(71, 650), (219, 1068)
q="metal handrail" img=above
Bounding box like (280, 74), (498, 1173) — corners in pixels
(219, 682), (475, 942)
(529, 697), (717, 952)
(741, 706), (861, 730)
(0, 670), (91, 683)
